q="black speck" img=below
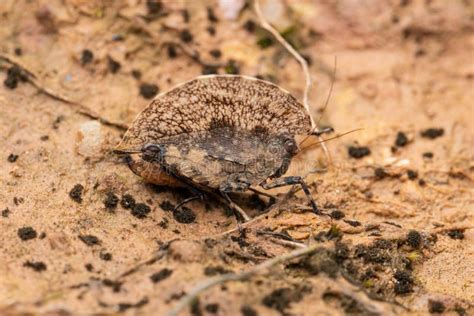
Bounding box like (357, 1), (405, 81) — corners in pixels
(205, 303), (219, 314)
(204, 266), (232, 276)
(167, 45), (178, 58)
(2, 208), (10, 218)
(348, 146), (371, 159)
(182, 9), (190, 23)
(395, 132), (409, 147)
(173, 206), (196, 224)
(407, 169), (418, 180)
(418, 178), (426, 186)
(150, 268), (173, 283)
(447, 229), (464, 240)
(18, 227), (37, 241)
(69, 184), (84, 203)
(330, 209), (345, 220)
(100, 252), (112, 261)
(7, 153), (18, 163)
(428, 300), (445, 314)
(118, 297), (149, 312)
(53, 115), (64, 129)
(103, 191), (119, 210)
(23, 260), (47, 272)
(374, 167), (387, 179)
(243, 20), (256, 33)
(14, 47), (22, 56)
(132, 203), (152, 219)
(423, 152), (434, 159)
(139, 83), (159, 99)
(407, 230), (422, 248)
(393, 270), (414, 294)
(421, 128), (444, 139)
(85, 263), (94, 272)
(190, 298), (202, 316)
(81, 49), (94, 65)
(209, 49), (221, 59)
(207, 7), (218, 22)
(121, 194), (136, 209)
(201, 65), (218, 75)
(344, 219), (361, 227)
(78, 234), (101, 246)
(180, 29), (193, 43)
(160, 200), (174, 212)
(107, 56), (121, 74)
(131, 69), (142, 80)
(146, 0), (162, 15)
(102, 278), (122, 292)
(207, 26), (216, 36)
(40, 135), (49, 141)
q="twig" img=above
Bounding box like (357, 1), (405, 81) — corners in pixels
(254, 0), (332, 165)
(166, 243), (321, 316)
(0, 53), (128, 131)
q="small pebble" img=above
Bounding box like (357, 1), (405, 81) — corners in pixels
(140, 83), (159, 99)
(348, 146), (371, 159)
(18, 227), (37, 241)
(81, 49), (94, 65)
(78, 235), (101, 246)
(107, 57), (121, 74)
(69, 184), (84, 203)
(395, 132), (408, 147)
(421, 128), (444, 139)
(131, 203), (151, 219)
(23, 260), (47, 272)
(180, 29), (193, 43)
(7, 153), (19, 163)
(428, 300), (445, 314)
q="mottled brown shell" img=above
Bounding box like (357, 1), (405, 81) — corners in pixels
(116, 75), (312, 151)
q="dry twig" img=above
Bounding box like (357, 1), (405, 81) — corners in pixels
(254, 0), (332, 165)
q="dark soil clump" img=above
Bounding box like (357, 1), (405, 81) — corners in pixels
(173, 206), (196, 223)
(262, 286), (311, 315)
(7, 153), (18, 163)
(150, 268), (173, 283)
(23, 260), (47, 272)
(395, 131), (409, 147)
(131, 203), (151, 219)
(69, 184), (84, 203)
(393, 270), (414, 294)
(100, 252), (112, 261)
(406, 230), (422, 248)
(447, 229), (464, 240)
(204, 266), (232, 276)
(81, 49), (93, 65)
(103, 191), (119, 210)
(107, 56), (121, 74)
(78, 234), (101, 246)
(421, 128), (444, 139)
(348, 146), (371, 159)
(139, 83), (159, 99)
(241, 305), (257, 316)
(428, 300), (446, 314)
(18, 226), (37, 241)
(120, 194), (136, 209)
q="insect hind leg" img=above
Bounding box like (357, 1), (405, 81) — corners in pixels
(261, 176), (320, 214)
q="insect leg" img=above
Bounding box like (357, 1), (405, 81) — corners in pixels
(219, 190), (251, 222)
(173, 192), (204, 212)
(261, 176), (320, 214)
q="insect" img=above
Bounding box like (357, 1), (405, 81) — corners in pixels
(116, 75), (326, 221)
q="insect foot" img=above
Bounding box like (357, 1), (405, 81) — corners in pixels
(116, 75), (321, 223)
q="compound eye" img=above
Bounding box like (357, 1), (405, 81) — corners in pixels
(141, 144), (163, 162)
(283, 138), (297, 153)
(142, 144), (161, 153)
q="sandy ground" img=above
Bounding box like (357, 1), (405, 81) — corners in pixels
(0, 0), (473, 315)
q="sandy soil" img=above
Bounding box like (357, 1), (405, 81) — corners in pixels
(0, 0), (473, 315)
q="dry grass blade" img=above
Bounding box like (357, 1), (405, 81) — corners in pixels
(254, 0), (332, 165)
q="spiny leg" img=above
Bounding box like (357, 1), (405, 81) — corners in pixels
(261, 176), (320, 214)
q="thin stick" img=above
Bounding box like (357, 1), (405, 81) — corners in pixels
(0, 53), (128, 131)
(166, 243), (320, 316)
(254, 0), (331, 165)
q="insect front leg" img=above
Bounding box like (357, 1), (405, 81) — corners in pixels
(261, 176), (320, 214)
(173, 188), (205, 212)
(219, 179), (252, 222)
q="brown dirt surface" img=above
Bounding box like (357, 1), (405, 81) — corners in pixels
(1, 0), (473, 315)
